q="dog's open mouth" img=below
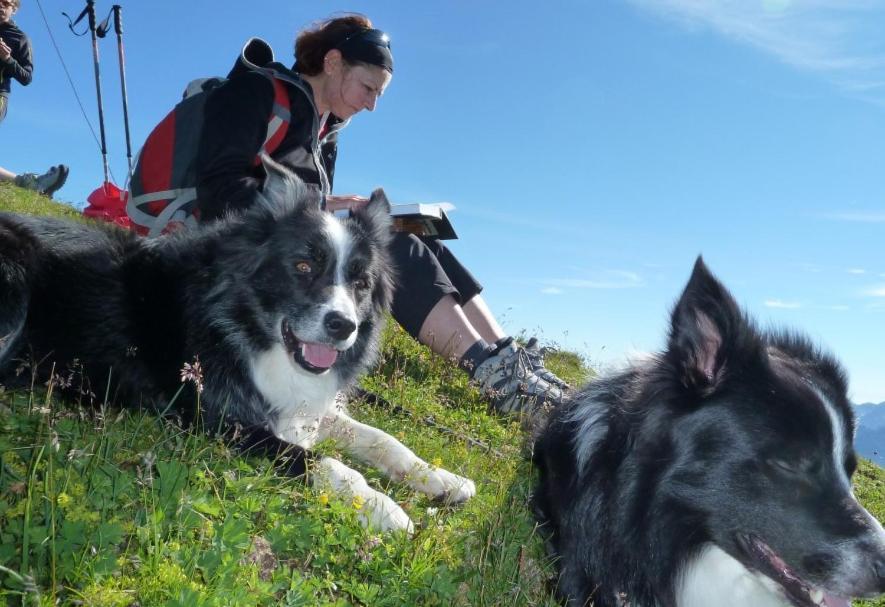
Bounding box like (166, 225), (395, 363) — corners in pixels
(737, 534), (850, 607)
(282, 320), (338, 374)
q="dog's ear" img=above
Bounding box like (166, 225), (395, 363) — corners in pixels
(354, 188), (393, 243)
(256, 154), (320, 215)
(667, 256), (750, 394)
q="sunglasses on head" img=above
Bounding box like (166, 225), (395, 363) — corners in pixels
(337, 28), (392, 51)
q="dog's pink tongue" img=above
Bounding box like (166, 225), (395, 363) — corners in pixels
(301, 342), (338, 368)
(823, 595), (850, 607)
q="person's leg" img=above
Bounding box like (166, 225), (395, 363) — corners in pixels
(1, 165), (68, 197)
(390, 234), (562, 415)
(389, 233), (495, 372)
(418, 237), (571, 403)
(417, 294), (484, 360)
(0, 166), (16, 182)
(461, 295), (507, 345)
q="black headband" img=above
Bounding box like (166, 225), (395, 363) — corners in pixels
(336, 28), (394, 74)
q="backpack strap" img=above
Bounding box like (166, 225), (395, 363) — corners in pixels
(254, 75), (291, 165)
(126, 64), (297, 237)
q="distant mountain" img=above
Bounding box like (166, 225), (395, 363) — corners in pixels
(855, 402), (885, 466)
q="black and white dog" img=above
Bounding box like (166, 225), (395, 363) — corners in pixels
(534, 258), (885, 607)
(0, 158), (474, 533)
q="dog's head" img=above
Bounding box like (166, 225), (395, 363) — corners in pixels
(659, 257), (885, 606)
(220, 156), (393, 379)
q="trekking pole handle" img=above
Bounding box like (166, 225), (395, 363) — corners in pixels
(113, 5), (123, 36)
(86, 0), (95, 31)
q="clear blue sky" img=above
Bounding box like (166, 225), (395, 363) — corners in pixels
(5, 0), (885, 403)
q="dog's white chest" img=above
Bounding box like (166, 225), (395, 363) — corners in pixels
(251, 344), (340, 448)
(677, 545), (791, 607)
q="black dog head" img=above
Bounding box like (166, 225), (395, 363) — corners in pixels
(663, 257), (885, 604)
(213, 157), (393, 381)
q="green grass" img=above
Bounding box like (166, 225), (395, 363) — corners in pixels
(1, 183), (884, 607)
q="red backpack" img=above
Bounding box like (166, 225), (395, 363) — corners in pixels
(124, 39), (293, 236)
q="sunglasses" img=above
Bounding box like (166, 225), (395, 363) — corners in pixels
(337, 28), (392, 51)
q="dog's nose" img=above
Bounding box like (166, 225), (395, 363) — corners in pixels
(324, 312), (356, 341)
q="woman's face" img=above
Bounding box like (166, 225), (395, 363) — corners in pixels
(323, 53), (392, 120)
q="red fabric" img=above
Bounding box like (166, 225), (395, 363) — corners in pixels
(253, 78), (291, 166)
(140, 109), (177, 216)
(83, 181), (132, 229)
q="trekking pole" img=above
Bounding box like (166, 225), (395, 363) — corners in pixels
(98, 5), (133, 178)
(65, 0), (111, 184)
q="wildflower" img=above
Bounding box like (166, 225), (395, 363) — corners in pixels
(66, 448), (88, 462)
(351, 494), (365, 511)
(56, 492), (72, 508)
(180, 357), (204, 393)
(431, 457), (443, 469)
(46, 371), (73, 390)
(318, 492), (329, 506)
(357, 535), (383, 563)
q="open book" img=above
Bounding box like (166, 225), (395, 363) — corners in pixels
(390, 202), (458, 240)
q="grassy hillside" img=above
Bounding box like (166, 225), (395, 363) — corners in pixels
(1, 183), (884, 607)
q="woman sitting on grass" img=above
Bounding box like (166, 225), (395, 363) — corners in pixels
(136, 14), (569, 416)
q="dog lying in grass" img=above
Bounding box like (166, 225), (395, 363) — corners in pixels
(0, 158), (475, 534)
(534, 258), (885, 607)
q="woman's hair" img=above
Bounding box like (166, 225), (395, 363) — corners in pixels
(8, 0), (21, 11)
(294, 14), (374, 76)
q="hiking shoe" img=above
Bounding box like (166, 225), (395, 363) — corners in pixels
(525, 337), (571, 390)
(14, 165), (69, 198)
(12, 172), (40, 191)
(472, 341), (563, 415)
(36, 165), (69, 198)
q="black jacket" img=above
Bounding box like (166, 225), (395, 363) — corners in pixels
(0, 20), (33, 96)
(194, 39), (347, 220)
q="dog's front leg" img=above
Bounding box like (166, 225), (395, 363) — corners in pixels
(321, 413), (476, 504)
(311, 456), (414, 534)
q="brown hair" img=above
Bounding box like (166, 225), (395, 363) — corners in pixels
(294, 14), (374, 76)
(5, 0), (21, 11)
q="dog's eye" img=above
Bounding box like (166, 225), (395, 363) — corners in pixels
(295, 262), (312, 274)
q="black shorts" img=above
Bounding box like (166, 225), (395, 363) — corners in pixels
(388, 232), (483, 337)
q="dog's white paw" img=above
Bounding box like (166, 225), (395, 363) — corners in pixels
(408, 465), (476, 504)
(359, 491), (415, 535)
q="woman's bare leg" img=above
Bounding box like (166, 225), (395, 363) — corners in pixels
(417, 295), (484, 360)
(462, 295), (507, 344)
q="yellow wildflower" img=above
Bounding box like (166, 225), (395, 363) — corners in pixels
(56, 492), (71, 509)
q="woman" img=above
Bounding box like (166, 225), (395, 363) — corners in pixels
(193, 14), (568, 415)
(0, 0), (68, 197)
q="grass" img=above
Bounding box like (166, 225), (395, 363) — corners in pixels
(1, 183), (884, 607)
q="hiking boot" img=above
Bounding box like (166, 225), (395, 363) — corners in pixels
(13, 165), (69, 198)
(525, 337), (571, 390)
(472, 341), (563, 415)
(36, 165), (69, 198)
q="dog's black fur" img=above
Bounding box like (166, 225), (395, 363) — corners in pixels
(534, 258), (885, 607)
(0, 159), (392, 470)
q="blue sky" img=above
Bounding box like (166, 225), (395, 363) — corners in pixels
(5, 0), (885, 402)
